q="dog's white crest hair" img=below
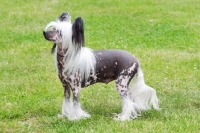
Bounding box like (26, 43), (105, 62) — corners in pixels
(45, 20), (96, 81)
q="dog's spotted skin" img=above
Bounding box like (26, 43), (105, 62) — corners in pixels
(56, 47), (139, 104)
(116, 63), (137, 96)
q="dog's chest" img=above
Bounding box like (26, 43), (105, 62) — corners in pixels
(56, 53), (89, 87)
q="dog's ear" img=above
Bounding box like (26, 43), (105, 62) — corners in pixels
(72, 17), (84, 49)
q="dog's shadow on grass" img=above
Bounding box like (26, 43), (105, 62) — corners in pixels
(82, 100), (162, 121)
(95, 101), (164, 121)
(83, 100), (121, 118)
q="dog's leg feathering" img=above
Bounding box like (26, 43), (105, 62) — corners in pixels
(58, 83), (72, 118)
(114, 94), (141, 121)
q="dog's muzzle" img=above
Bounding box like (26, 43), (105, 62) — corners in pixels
(43, 31), (58, 41)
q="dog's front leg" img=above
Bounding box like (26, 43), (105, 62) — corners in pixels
(59, 82), (73, 119)
(69, 80), (90, 120)
(61, 73), (90, 120)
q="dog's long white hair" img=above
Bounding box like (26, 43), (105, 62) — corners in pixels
(45, 19), (95, 81)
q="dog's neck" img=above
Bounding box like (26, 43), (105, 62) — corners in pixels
(56, 44), (65, 80)
(56, 43), (66, 57)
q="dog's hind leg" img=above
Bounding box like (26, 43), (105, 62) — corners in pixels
(114, 66), (159, 121)
(114, 74), (141, 121)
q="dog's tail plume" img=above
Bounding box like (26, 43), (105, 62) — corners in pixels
(128, 67), (159, 111)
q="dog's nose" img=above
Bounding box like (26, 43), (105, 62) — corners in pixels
(43, 31), (49, 40)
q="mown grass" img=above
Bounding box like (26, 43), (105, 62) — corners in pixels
(0, 0), (199, 132)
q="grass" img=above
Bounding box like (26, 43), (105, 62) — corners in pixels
(0, 0), (199, 132)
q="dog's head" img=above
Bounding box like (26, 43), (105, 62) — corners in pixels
(43, 12), (71, 43)
(43, 12), (84, 52)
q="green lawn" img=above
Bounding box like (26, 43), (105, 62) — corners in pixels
(0, 0), (199, 132)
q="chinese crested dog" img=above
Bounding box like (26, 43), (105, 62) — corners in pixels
(43, 12), (159, 121)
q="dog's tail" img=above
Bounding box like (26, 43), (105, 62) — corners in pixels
(128, 66), (159, 111)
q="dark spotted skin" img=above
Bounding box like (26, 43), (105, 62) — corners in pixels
(56, 47), (71, 100)
(56, 47), (139, 101)
(84, 49), (139, 86)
